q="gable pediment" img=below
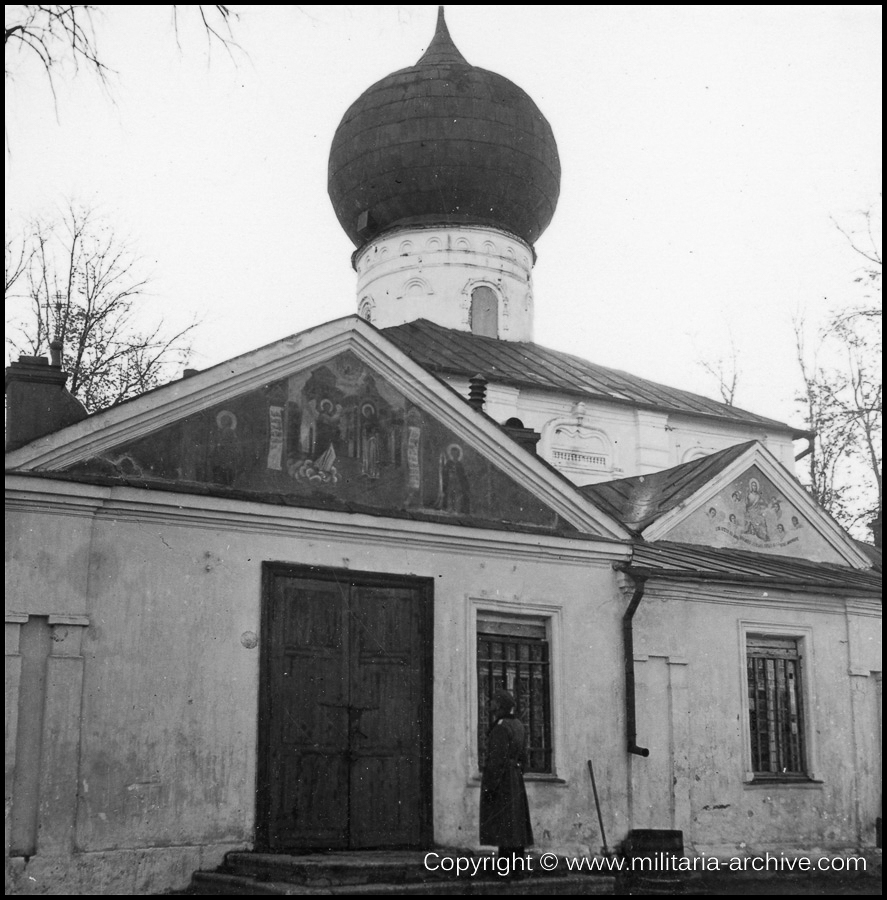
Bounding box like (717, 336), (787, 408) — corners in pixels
(6, 318), (627, 539)
(643, 446), (870, 568)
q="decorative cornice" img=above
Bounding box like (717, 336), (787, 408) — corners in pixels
(644, 580), (880, 616)
(5, 477), (630, 567)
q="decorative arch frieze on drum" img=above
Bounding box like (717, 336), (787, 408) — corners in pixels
(358, 296), (375, 323)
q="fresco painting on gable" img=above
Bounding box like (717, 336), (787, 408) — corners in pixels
(65, 351), (564, 531)
(667, 465), (843, 563)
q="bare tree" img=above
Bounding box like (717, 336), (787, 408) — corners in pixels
(6, 203), (197, 412)
(697, 332), (741, 406)
(795, 203), (882, 536)
(793, 317), (860, 525)
(5, 5), (237, 105)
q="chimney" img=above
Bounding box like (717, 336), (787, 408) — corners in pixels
(6, 351), (88, 451)
(502, 417), (541, 455)
(468, 374), (487, 411)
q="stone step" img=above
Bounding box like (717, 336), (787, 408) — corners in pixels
(189, 870), (616, 895)
(223, 851), (449, 886)
(221, 851), (601, 887)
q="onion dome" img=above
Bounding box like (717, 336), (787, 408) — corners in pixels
(328, 7), (561, 250)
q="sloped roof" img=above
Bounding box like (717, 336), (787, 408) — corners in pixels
(382, 321), (800, 433)
(624, 540), (882, 595)
(5, 316), (630, 540)
(854, 540), (882, 572)
(580, 442), (756, 531)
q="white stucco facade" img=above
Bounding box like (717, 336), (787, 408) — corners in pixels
(444, 376), (799, 482)
(5, 476), (880, 894)
(355, 226), (535, 341)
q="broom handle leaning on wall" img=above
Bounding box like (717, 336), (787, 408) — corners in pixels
(586, 758), (610, 856)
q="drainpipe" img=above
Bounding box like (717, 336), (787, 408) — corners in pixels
(622, 573), (650, 757)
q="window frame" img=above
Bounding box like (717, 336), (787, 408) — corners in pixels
(467, 597), (565, 782)
(467, 283), (500, 338)
(476, 616), (552, 774)
(738, 621), (818, 784)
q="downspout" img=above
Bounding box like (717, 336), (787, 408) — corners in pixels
(622, 572), (650, 757)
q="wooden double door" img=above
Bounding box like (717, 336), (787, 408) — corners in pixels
(258, 565), (433, 850)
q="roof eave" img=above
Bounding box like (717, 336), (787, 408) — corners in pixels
(615, 562), (882, 597)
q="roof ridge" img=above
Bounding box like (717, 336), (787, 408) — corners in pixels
(382, 320), (796, 432)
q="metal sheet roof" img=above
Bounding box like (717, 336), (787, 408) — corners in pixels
(382, 321), (798, 432)
(581, 442), (755, 531)
(328, 9), (560, 249)
(626, 540), (882, 595)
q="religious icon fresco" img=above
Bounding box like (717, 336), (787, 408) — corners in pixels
(65, 351), (565, 532)
(669, 465), (839, 561)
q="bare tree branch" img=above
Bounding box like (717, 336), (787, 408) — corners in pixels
(697, 331), (741, 406)
(793, 204), (882, 536)
(5, 5), (241, 117)
(6, 202), (198, 412)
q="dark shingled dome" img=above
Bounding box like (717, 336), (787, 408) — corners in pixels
(328, 8), (561, 250)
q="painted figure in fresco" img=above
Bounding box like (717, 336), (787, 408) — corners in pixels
(360, 402), (381, 479)
(209, 410), (242, 486)
(743, 477), (770, 541)
(791, 515), (802, 530)
(480, 690), (534, 864)
(312, 397), (344, 458)
(361, 425), (381, 478)
(437, 443), (470, 514)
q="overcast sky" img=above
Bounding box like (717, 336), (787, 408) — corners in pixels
(5, 5), (882, 427)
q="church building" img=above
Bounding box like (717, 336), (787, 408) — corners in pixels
(5, 9), (881, 894)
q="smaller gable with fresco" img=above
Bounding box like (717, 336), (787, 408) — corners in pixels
(6, 318), (626, 540)
(583, 442), (870, 568)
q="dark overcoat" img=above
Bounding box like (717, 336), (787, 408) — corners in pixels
(479, 716), (534, 847)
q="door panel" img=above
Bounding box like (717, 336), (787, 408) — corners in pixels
(259, 567), (431, 850)
(349, 585), (426, 847)
(266, 577), (350, 848)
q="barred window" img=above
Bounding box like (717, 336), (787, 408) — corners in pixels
(477, 616), (552, 774)
(747, 635), (806, 777)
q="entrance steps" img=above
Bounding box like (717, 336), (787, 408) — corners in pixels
(187, 851), (616, 895)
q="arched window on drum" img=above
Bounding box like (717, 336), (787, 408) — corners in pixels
(470, 286), (499, 338)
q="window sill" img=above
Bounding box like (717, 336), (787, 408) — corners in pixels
(744, 776), (823, 789)
(525, 773), (567, 784)
(468, 773), (567, 786)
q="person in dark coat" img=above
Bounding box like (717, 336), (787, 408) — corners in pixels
(479, 689), (534, 859)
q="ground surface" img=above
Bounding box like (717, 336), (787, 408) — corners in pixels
(683, 874), (881, 895)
